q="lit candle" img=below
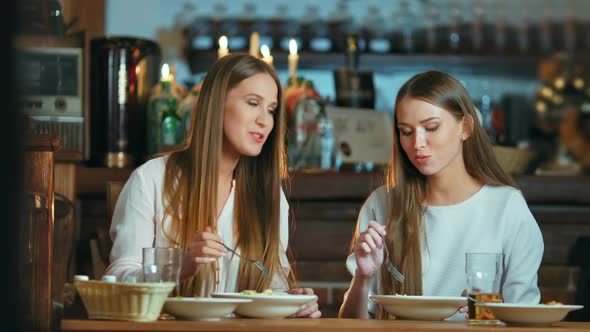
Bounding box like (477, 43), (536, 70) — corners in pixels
(249, 32), (259, 57)
(288, 39), (299, 86)
(161, 63), (171, 82)
(260, 44), (273, 66)
(218, 35), (229, 59)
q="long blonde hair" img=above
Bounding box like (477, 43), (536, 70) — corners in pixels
(161, 54), (289, 296)
(376, 70), (516, 318)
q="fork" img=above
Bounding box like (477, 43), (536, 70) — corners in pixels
(371, 209), (405, 283)
(216, 241), (272, 284)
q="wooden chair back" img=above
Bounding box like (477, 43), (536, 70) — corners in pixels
(23, 134), (59, 332)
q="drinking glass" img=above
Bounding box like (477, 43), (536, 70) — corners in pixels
(465, 252), (504, 324)
(142, 247), (182, 294)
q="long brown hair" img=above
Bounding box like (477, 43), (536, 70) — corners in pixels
(376, 70), (516, 318)
(161, 54), (289, 296)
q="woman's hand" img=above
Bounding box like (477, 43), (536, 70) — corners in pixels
(287, 288), (321, 318)
(458, 289), (468, 317)
(354, 220), (387, 279)
(180, 226), (227, 279)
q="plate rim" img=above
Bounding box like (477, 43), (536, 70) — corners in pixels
(369, 295), (467, 302)
(211, 292), (317, 301)
(479, 303), (584, 309)
(165, 297), (253, 304)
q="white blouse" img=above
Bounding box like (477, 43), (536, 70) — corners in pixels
(345, 184), (544, 319)
(105, 156), (291, 293)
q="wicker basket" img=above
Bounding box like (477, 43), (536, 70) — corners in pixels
(75, 280), (175, 322)
(492, 145), (534, 175)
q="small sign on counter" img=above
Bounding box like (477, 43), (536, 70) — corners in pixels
(326, 106), (393, 165)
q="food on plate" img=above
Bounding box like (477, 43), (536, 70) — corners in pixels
(546, 300), (564, 306)
(240, 289), (286, 296)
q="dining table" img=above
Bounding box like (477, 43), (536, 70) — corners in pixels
(61, 318), (590, 332)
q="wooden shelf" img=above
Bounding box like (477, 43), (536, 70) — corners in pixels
(75, 165), (590, 205)
(187, 50), (540, 78)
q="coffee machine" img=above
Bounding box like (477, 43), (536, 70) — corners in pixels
(90, 36), (161, 167)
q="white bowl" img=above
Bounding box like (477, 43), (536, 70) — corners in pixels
(163, 297), (252, 321)
(479, 303), (584, 326)
(370, 295), (467, 320)
(211, 292), (317, 319)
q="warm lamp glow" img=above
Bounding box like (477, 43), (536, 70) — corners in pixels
(161, 63), (170, 82)
(219, 35), (228, 50)
(289, 39), (298, 55)
(260, 45), (271, 58)
(218, 35), (229, 58)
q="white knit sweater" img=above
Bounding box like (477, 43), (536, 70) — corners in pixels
(105, 156), (291, 293)
(345, 184), (544, 319)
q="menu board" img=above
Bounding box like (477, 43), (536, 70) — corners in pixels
(326, 106), (393, 165)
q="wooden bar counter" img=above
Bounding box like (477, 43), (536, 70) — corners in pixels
(62, 318), (590, 332)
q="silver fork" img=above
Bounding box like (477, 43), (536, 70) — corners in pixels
(371, 209), (405, 283)
(216, 241), (272, 284)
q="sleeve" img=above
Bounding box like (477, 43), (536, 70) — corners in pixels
(343, 186), (389, 316)
(501, 190), (544, 304)
(104, 167), (157, 282)
(270, 188), (291, 290)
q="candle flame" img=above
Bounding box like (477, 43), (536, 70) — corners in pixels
(161, 63), (170, 81)
(260, 44), (271, 58)
(289, 39), (298, 55)
(219, 35), (228, 49)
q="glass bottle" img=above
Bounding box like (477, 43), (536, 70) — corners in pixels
(63, 275), (89, 319)
(272, 5), (302, 53)
(230, 3), (255, 51)
(447, 1), (462, 54)
(328, 0), (352, 53)
(539, 3), (554, 55)
(179, 83), (201, 139)
(515, 2), (531, 55)
(364, 6), (391, 54)
(471, 0), (485, 54)
(425, 2), (440, 54)
(147, 66), (184, 156)
(302, 6), (332, 53)
(160, 97), (183, 151)
(400, 0), (417, 54)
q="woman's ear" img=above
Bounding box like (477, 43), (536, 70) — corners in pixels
(461, 114), (475, 141)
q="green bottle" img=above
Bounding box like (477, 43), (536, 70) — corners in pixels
(147, 80), (172, 155)
(160, 97), (183, 150)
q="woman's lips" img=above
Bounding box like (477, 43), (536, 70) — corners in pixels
(249, 132), (265, 143)
(415, 155), (431, 164)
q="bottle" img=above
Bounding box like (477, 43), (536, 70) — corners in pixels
(63, 275), (89, 319)
(147, 64), (184, 156)
(101, 275), (117, 282)
(318, 112), (336, 170)
(363, 6), (391, 54)
(303, 6), (332, 53)
(160, 98), (183, 151)
(179, 82), (201, 139)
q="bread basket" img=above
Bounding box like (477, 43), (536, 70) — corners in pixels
(492, 145), (534, 175)
(75, 280), (175, 322)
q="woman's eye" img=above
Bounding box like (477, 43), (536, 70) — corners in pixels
(267, 108), (276, 115)
(248, 100), (259, 107)
(400, 130), (413, 137)
(426, 125), (439, 132)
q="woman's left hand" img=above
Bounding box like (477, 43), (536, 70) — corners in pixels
(287, 288), (322, 318)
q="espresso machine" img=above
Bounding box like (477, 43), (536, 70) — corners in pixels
(90, 36), (161, 167)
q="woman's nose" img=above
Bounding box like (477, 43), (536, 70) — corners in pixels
(414, 129), (426, 149)
(255, 110), (272, 127)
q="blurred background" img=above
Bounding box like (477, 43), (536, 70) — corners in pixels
(15, 0), (590, 327)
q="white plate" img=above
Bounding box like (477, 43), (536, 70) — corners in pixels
(211, 292), (317, 319)
(163, 297), (252, 321)
(479, 303), (584, 326)
(370, 295), (467, 320)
